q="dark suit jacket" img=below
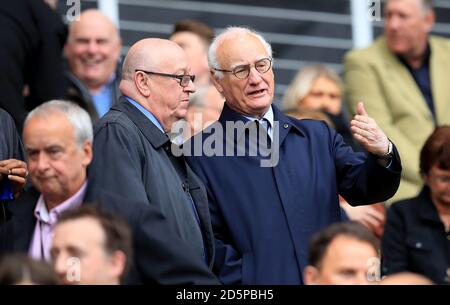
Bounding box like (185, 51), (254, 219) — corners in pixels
(0, 0), (67, 131)
(0, 180), (219, 284)
(186, 103), (402, 284)
(90, 97), (218, 284)
(382, 187), (450, 284)
(0, 108), (25, 230)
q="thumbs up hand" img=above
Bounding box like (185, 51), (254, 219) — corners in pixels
(350, 102), (390, 156)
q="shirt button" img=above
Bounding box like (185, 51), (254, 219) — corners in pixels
(283, 123), (289, 129)
(415, 242), (422, 248)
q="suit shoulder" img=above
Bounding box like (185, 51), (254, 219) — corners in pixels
(93, 109), (136, 135)
(430, 35), (450, 51)
(344, 37), (386, 63)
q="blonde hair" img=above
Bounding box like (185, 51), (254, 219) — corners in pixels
(282, 65), (343, 112)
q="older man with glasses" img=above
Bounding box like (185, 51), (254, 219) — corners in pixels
(185, 27), (402, 284)
(89, 38), (219, 284)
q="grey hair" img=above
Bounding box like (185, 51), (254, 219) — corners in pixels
(419, 0), (433, 12)
(25, 100), (93, 147)
(386, 0), (433, 13)
(208, 26), (273, 79)
(281, 65), (344, 111)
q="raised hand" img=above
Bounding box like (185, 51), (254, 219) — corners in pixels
(350, 102), (390, 156)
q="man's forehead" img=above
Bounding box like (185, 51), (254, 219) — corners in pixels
(217, 34), (268, 65)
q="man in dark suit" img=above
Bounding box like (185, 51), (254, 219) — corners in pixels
(0, 0), (67, 132)
(185, 27), (402, 284)
(1, 100), (218, 284)
(89, 38), (219, 284)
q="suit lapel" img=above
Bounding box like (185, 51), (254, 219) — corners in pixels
(379, 39), (432, 118)
(12, 188), (40, 252)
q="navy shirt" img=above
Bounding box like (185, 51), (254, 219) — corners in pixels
(398, 44), (435, 121)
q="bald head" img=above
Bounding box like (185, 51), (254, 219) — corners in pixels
(68, 9), (119, 42)
(380, 272), (434, 285)
(120, 38), (195, 132)
(65, 9), (122, 92)
(122, 39), (186, 80)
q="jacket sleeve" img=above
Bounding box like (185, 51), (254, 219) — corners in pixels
(329, 123), (402, 205)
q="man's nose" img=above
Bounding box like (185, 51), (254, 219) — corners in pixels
(184, 78), (196, 93)
(87, 41), (99, 54)
(36, 153), (50, 171)
(248, 66), (263, 84)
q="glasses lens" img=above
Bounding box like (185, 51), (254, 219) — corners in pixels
(181, 75), (191, 87)
(255, 58), (271, 73)
(233, 65), (250, 79)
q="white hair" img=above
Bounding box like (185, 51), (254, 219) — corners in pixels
(25, 100), (93, 148)
(208, 26), (273, 79)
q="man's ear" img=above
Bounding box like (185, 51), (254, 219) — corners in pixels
(303, 266), (319, 285)
(82, 140), (93, 167)
(134, 72), (151, 97)
(424, 10), (435, 33)
(210, 71), (224, 94)
(109, 251), (127, 283)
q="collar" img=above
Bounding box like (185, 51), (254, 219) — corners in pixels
(34, 181), (88, 225)
(397, 41), (431, 70)
(112, 97), (170, 149)
(417, 186), (443, 224)
(125, 96), (165, 133)
(242, 106), (274, 129)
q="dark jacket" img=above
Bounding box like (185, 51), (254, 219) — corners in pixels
(0, 0), (67, 131)
(186, 103), (402, 284)
(382, 186), (450, 284)
(0, 181), (219, 284)
(90, 97), (218, 284)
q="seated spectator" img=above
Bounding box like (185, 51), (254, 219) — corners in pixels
(380, 272), (434, 285)
(282, 65), (358, 151)
(303, 222), (380, 285)
(0, 254), (59, 285)
(51, 206), (132, 285)
(64, 9), (122, 120)
(382, 126), (450, 284)
(184, 85), (224, 137)
(170, 20), (224, 137)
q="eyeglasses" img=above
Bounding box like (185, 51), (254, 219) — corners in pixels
(430, 174), (450, 185)
(135, 69), (195, 87)
(213, 57), (272, 79)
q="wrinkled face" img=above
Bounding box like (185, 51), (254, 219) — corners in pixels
(51, 218), (121, 285)
(300, 77), (342, 115)
(65, 17), (121, 91)
(23, 113), (92, 207)
(170, 32), (209, 82)
(384, 0), (434, 57)
(146, 49), (196, 132)
(309, 236), (379, 285)
(424, 166), (450, 207)
(213, 33), (274, 118)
